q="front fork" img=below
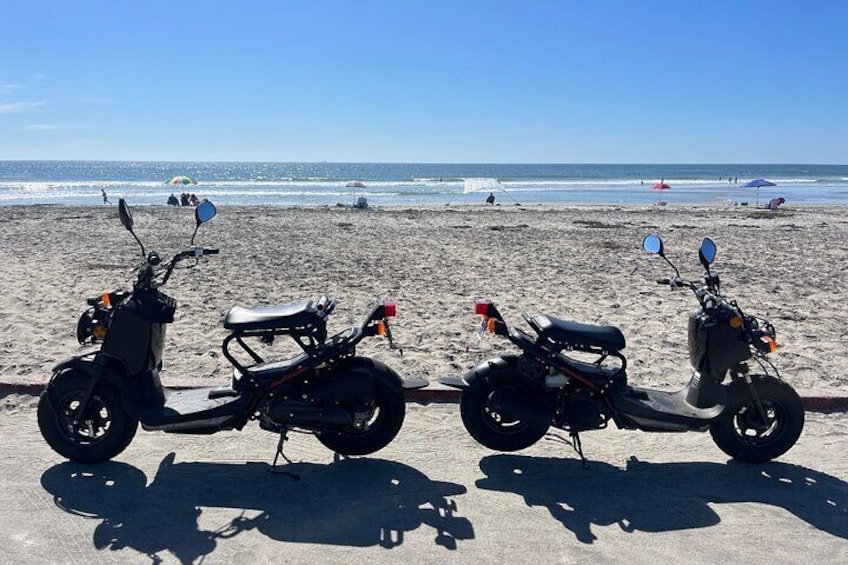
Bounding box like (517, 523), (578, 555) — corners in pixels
(731, 364), (770, 428)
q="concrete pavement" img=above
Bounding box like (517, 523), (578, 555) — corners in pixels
(0, 398), (846, 565)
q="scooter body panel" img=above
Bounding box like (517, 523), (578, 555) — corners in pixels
(611, 379), (725, 431)
(133, 387), (255, 433)
(447, 354), (521, 389)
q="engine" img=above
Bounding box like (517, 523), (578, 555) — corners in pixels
(554, 387), (610, 432)
(260, 372), (375, 431)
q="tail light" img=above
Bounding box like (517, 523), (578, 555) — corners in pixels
(475, 299), (491, 316)
(383, 302), (397, 318)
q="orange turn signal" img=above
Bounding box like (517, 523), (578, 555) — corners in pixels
(376, 321), (386, 336)
(101, 292), (112, 309)
(729, 316), (743, 329)
(761, 336), (778, 353)
(487, 318), (498, 333)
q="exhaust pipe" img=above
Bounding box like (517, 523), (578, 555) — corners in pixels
(270, 401), (353, 430)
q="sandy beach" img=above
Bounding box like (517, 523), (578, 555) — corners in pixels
(0, 203), (846, 397)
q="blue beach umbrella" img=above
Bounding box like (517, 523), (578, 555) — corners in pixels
(743, 179), (776, 206)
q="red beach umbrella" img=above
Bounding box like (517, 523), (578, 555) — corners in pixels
(652, 182), (670, 205)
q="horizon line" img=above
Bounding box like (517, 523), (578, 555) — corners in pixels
(1, 159), (846, 167)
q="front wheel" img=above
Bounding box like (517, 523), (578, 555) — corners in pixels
(317, 379), (406, 456)
(38, 374), (138, 463)
(459, 364), (550, 452)
(710, 378), (804, 463)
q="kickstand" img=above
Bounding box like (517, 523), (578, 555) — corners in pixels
(543, 430), (589, 469)
(571, 431), (588, 470)
(271, 431), (300, 480)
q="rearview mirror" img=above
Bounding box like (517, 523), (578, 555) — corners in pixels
(191, 200), (217, 245)
(118, 198), (133, 230)
(195, 200), (217, 226)
(118, 197), (146, 256)
(699, 238), (717, 267)
(642, 234), (664, 255)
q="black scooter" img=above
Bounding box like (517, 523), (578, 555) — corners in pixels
(38, 199), (426, 468)
(440, 235), (804, 464)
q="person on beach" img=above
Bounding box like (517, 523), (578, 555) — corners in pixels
(486, 192), (495, 205)
(765, 197), (785, 210)
(167, 193), (179, 206)
(189, 193), (200, 206)
(101, 189), (110, 205)
(180, 193), (189, 206)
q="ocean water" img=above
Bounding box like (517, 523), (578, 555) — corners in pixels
(0, 161), (846, 206)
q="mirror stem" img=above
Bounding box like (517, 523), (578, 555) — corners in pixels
(130, 230), (146, 257)
(662, 255), (680, 279)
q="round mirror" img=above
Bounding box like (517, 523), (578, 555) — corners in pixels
(642, 234), (664, 255)
(195, 200), (217, 225)
(699, 238), (717, 266)
(118, 198), (133, 231)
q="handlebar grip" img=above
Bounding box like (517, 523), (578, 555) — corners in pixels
(204, 248), (220, 255)
(656, 278), (670, 285)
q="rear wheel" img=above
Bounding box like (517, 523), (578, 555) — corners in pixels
(317, 379), (406, 456)
(460, 364), (550, 452)
(710, 378), (804, 463)
(38, 374), (138, 463)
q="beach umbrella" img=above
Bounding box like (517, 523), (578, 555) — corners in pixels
(742, 179), (776, 206)
(652, 182), (671, 204)
(345, 180), (367, 205)
(461, 177), (518, 205)
(166, 175), (197, 186)
(463, 177), (505, 194)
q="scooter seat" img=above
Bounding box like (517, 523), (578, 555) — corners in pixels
(224, 300), (323, 332)
(532, 314), (626, 351)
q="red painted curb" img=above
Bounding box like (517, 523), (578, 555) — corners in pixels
(0, 383), (46, 396)
(799, 396), (848, 412)
(3, 382), (847, 412)
(405, 387), (463, 403)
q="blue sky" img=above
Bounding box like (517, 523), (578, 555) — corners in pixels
(1, 1), (845, 163)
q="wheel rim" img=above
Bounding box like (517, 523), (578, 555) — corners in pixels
(55, 390), (114, 446)
(731, 398), (787, 447)
(354, 401), (383, 433)
(481, 386), (532, 435)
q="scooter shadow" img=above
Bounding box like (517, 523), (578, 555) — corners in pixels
(40, 454), (474, 564)
(476, 454), (848, 544)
